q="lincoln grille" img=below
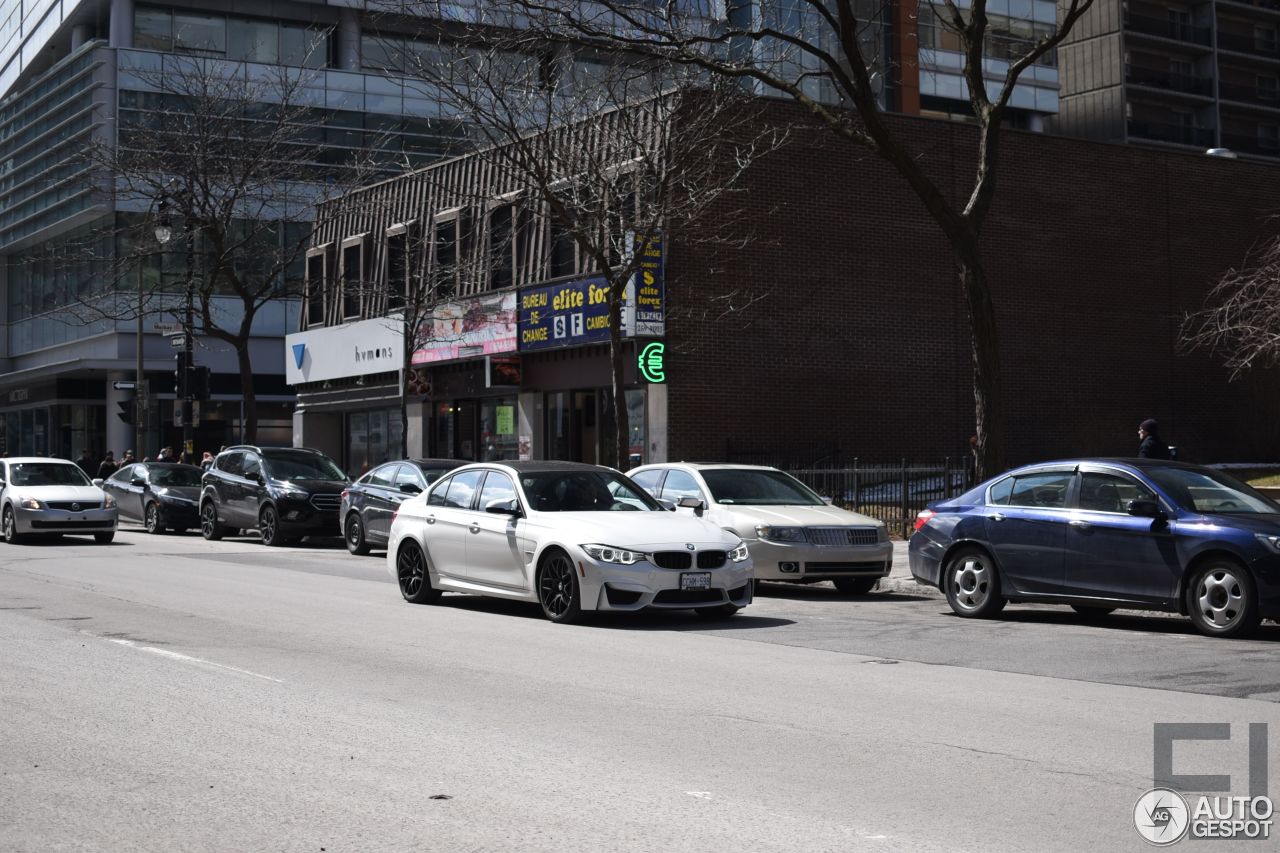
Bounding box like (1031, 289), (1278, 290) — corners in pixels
(805, 561), (886, 574)
(806, 527), (880, 547)
(651, 551), (693, 570)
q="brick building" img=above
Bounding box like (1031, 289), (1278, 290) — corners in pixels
(293, 99), (1280, 474)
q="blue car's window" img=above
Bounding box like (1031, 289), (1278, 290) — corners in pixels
(1145, 467), (1279, 514)
(1007, 472), (1072, 509)
(1078, 472), (1155, 513)
(988, 477), (1013, 505)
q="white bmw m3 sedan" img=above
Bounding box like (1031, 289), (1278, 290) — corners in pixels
(386, 461), (754, 622)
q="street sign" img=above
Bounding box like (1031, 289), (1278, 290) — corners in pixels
(111, 380), (136, 391)
(154, 322), (183, 336)
(170, 335), (188, 349)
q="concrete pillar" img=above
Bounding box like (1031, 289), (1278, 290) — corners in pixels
(337, 8), (361, 72)
(645, 383), (667, 464)
(517, 391), (541, 461)
(109, 0), (134, 49)
(71, 24), (91, 51)
(105, 373), (133, 461)
(294, 409), (344, 464)
(405, 399), (426, 457)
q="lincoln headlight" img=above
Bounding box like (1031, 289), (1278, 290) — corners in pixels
(580, 544), (643, 565)
(755, 525), (806, 543)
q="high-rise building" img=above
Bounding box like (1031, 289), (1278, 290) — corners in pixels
(1055, 0), (1280, 158)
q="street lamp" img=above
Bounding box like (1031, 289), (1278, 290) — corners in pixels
(153, 192), (197, 459)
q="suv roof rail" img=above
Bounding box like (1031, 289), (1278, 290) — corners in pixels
(223, 444), (324, 454)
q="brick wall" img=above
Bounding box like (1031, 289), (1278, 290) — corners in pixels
(666, 105), (1280, 467)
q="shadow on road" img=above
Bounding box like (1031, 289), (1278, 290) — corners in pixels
(755, 582), (932, 604)
(435, 594), (796, 630)
(966, 607), (1280, 642)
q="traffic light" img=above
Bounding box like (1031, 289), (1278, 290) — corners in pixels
(190, 366), (212, 401)
(116, 400), (134, 425)
(174, 350), (190, 398)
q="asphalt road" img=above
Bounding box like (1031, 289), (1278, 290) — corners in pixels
(3, 527), (1279, 852)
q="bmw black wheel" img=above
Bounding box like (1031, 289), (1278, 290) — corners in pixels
(144, 502), (164, 535)
(345, 513), (370, 556)
(537, 549), (582, 624)
(1187, 561), (1261, 639)
(259, 506), (284, 547)
(396, 540), (441, 604)
(200, 502), (224, 541)
(944, 547), (1007, 619)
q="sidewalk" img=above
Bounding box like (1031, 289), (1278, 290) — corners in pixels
(881, 540), (938, 596)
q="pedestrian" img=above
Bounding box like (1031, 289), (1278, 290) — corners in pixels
(201, 451), (214, 471)
(122, 449), (135, 465)
(179, 450), (195, 465)
(1137, 419), (1172, 460)
(76, 448), (96, 476)
(97, 451), (118, 480)
(157, 446), (173, 462)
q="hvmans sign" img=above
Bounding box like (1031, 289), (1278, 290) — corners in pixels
(285, 315), (405, 385)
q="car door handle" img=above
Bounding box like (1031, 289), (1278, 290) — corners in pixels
(469, 523), (481, 534)
(426, 515), (435, 525)
(1068, 520), (1091, 529)
(988, 513), (1006, 522)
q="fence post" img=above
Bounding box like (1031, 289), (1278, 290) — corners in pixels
(900, 458), (908, 539)
(852, 457), (860, 514)
(944, 456), (951, 498)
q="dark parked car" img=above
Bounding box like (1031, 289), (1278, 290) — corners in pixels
(910, 459), (1280, 638)
(340, 458), (459, 555)
(200, 445), (348, 546)
(101, 462), (203, 534)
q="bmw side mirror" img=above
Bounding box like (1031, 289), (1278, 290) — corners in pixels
(677, 496), (705, 517)
(1128, 499), (1166, 520)
(657, 498), (677, 512)
(485, 498), (521, 517)
(399, 483), (422, 495)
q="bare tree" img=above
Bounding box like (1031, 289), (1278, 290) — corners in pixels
(375, 16), (781, 465)
(468, 0), (1095, 477)
(1182, 234), (1280, 377)
(59, 49), (379, 443)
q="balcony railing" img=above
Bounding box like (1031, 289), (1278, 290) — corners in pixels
(1217, 30), (1280, 59)
(1125, 14), (1213, 46)
(1219, 79), (1280, 105)
(1126, 66), (1215, 95)
(1218, 0), (1280, 13)
(1128, 119), (1216, 147)
(1220, 132), (1280, 156)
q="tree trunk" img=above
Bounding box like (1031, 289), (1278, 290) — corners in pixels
(235, 341), (259, 444)
(608, 289), (629, 469)
(957, 256), (1005, 481)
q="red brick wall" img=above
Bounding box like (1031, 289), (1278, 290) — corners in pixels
(666, 106), (1280, 467)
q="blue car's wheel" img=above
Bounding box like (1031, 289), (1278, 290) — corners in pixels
(1187, 561), (1260, 639)
(944, 547), (1006, 619)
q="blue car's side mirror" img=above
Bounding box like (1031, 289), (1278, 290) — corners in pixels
(1128, 499), (1166, 520)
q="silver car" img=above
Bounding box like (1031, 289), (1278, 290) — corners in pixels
(0, 457), (119, 544)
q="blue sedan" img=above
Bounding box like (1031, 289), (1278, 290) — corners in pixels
(909, 459), (1280, 638)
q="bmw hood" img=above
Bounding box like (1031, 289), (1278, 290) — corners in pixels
(556, 512), (741, 549)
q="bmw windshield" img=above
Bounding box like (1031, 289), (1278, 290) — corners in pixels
(521, 471), (662, 512)
(1145, 467), (1280, 514)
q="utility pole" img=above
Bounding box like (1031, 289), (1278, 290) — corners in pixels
(182, 219), (195, 459)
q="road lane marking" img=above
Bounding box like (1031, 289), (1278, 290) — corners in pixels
(105, 637), (283, 683)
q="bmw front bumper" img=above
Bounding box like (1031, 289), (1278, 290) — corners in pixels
(581, 555), (755, 611)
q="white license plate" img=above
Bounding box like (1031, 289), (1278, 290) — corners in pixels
(680, 572), (711, 590)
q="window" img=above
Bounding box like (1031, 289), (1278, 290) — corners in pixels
(242, 453), (262, 480)
(1077, 472), (1156, 514)
(173, 13), (226, 55)
(228, 19), (279, 64)
(428, 476), (452, 506)
(488, 204), (514, 291)
(110, 464), (137, 483)
(1258, 75), (1279, 101)
(305, 250), (327, 327)
(367, 464), (397, 488)
(135, 8), (173, 51)
(988, 476), (1014, 505)
(443, 470), (484, 509)
(1259, 124), (1279, 150)
(341, 239), (365, 319)
(477, 472), (518, 511)
(661, 470), (705, 503)
(1145, 467), (1279, 514)
(630, 468), (663, 496)
(432, 216), (459, 299)
(218, 452), (245, 476)
(1256, 25), (1278, 53)
(398, 466), (430, 490)
(281, 23), (328, 69)
(1006, 472), (1073, 509)
(386, 230), (409, 312)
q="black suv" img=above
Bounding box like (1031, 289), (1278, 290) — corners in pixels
(200, 445), (349, 546)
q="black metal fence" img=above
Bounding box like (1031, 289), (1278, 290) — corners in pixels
(725, 447), (976, 539)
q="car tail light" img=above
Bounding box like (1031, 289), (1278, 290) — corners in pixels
(391, 510), (398, 525)
(913, 509), (936, 532)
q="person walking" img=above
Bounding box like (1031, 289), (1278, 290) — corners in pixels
(121, 450), (135, 466)
(97, 452), (118, 480)
(76, 448), (96, 476)
(1137, 419), (1172, 460)
(200, 451), (214, 471)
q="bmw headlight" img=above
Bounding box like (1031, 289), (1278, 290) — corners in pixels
(755, 524), (807, 543)
(580, 544), (644, 565)
(103, 494), (116, 509)
(1256, 534), (1280, 553)
(16, 496), (42, 510)
(728, 540), (750, 562)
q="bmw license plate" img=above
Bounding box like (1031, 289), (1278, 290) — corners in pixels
(680, 572), (711, 590)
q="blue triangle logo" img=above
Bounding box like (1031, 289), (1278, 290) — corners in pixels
(292, 343), (306, 370)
